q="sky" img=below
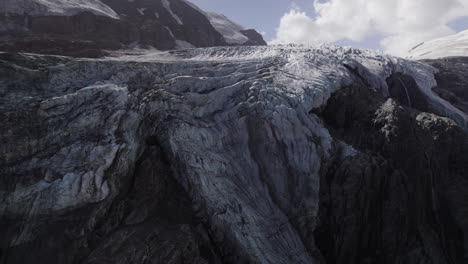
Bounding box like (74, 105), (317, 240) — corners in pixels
(190, 0), (468, 56)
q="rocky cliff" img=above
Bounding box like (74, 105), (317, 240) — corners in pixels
(1, 46), (468, 264)
(0, 0), (267, 57)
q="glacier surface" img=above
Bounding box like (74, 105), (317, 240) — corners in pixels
(1, 44), (468, 263)
(107, 44), (468, 129)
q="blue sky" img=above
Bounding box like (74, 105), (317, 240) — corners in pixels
(190, 0), (468, 55)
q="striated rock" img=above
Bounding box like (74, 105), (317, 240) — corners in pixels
(1, 45), (468, 263)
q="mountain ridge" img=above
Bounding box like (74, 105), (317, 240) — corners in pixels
(0, 0), (267, 57)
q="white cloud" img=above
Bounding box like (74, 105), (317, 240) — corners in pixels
(270, 0), (468, 56)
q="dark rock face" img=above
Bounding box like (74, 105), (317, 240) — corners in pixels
(240, 29), (267, 46)
(102, 0), (226, 48)
(422, 57), (468, 115)
(0, 0), (266, 57)
(317, 82), (468, 264)
(84, 144), (222, 264)
(386, 72), (429, 111)
(1, 46), (468, 264)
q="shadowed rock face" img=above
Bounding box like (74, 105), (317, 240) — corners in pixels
(317, 82), (468, 264)
(240, 29), (267, 46)
(0, 46), (468, 264)
(0, 0), (266, 57)
(2, 143), (221, 264)
(386, 72), (429, 111)
(422, 57), (468, 115)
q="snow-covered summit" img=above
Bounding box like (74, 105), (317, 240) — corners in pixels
(407, 29), (468, 60)
(0, 0), (119, 19)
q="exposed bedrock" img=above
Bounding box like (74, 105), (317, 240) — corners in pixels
(0, 46), (467, 263)
(422, 57), (468, 115)
(317, 80), (468, 264)
(0, 10), (218, 57)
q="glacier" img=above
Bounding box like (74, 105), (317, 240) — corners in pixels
(1, 45), (468, 263)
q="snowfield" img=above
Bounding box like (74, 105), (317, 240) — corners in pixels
(408, 29), (468, 60)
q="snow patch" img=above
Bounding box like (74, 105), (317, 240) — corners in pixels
(204, 12), (249, 44)
(164, 26), (175, 38)
(162, 0), (183, 25)
(136, 8), (146, 16)
(175, 40), (195, 49)
(407, 30), (468, 60)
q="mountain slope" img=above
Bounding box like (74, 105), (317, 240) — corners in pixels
(1, 45), (468, 263)
(204, 12), (248, 44)
(0, 0), (119, 18)
(0, 0), (266, 57)
(408, 29), (468, 60)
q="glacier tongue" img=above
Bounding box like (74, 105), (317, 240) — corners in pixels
(1, 44), (467, 263)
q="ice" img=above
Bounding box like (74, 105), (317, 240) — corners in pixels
(407, 30), (468, 60)
(175, 40), (195, 49)
(104, 44), (467, 129)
